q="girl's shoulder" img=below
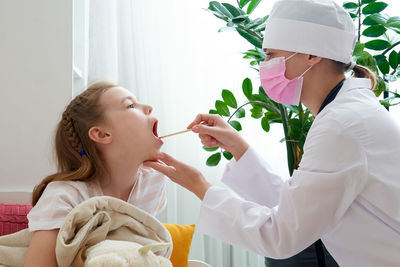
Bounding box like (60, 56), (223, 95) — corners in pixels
(28, 179), (102, 231)
(45, 180), (100, 199)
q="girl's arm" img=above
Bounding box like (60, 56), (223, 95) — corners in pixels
(23, 229), (59, 267)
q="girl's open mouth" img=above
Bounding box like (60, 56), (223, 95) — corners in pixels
(152, 120), (163, 144)
(152, 120), (159, 138)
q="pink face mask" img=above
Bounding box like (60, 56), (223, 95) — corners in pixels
(259, 53), (312, 106)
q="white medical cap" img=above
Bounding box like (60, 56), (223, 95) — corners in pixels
(262, 0), (357, 63)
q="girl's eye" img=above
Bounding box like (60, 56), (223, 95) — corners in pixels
(128, 103), (135, 109)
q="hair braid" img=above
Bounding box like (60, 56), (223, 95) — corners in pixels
(62, 112), (83, 154)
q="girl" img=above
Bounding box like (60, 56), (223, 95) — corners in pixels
(145, 0), (400, 266)
(24, 81), (167, 266)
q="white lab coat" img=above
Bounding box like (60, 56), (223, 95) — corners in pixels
(197, 78), (400, 266)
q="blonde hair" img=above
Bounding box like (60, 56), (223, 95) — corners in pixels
(32, 81), (118, 205)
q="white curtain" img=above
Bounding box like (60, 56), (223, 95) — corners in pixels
(74, 0), (400, 266)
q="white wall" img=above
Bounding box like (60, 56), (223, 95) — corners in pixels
(0, 0), (73, 192)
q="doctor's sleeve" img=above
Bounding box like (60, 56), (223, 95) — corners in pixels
(221, 146), (285, 207)
(197, 123), (368, 259)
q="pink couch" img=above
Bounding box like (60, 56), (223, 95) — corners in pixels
(0, 203), (32, 236)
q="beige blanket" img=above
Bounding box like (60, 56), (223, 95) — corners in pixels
(0, 196), (172, 267)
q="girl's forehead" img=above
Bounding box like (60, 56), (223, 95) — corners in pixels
(102, 87), (137, 103)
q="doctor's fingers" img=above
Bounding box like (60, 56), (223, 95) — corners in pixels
(199, 134), (219, 147)
(192, 123), (227, 138)
(143, 160), (176, 177)
(156, 152), (186, 169)
(187, 113), (224, 129)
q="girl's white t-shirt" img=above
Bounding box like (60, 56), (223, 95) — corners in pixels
(28, 166), (167, 232)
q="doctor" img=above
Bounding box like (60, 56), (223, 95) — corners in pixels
(145, 0), (400, 265)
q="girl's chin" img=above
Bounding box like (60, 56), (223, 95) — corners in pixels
(145, 153), (160, 162)
(146, 147), (162, 160)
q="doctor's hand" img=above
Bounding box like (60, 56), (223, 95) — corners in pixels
(143, 153), (212, 200)
(188, 114), (249, 161)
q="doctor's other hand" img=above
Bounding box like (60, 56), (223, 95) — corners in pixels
(143, 153), (212, 200)
(188, 114), (249, 161)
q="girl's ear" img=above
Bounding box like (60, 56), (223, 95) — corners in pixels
(307, 55), (322, 66)
(88, 126), (112, 144)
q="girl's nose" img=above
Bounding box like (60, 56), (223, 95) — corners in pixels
(145, 104), (153, 115)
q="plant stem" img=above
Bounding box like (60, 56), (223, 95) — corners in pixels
(227, 101), (280, 123)
(298, 104), (304, 124)
(357, 0), (361, 42)
(279, 104), (295, 176)
(382, 41), (400, 56)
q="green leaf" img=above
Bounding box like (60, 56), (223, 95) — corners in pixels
(362, 25), (386, 37)
(373, 54), (386, 65)
(374, 76), (386, 96)
(261, 116), (270, 132)
(209, 109), (218, 114)
(343, 2), (359, 9)
(363, 13), (388, 25)
(389, 51), (398, 69)
(203, 146), (219, 152)
(362, 2), (388, 15)
(209, 1), (234, 18)
(232, 15), (249, 24)
(353, 42), (365, 57)
(357, 51), (375, 66)
(242, 78), (253, 99)
(270, 119), (282, 124)
(349, 12), (357, 19)
(247, 0), (262, 14)
(239, 0), (251, 8)
(245, 16), (268, 30)
(221, 3), (244, 17)
(251, 94), (262, 102)
(259, 86), (268, 102)
(222, 89), (238, 108)
(253, 24), (266, 33)
(398, 51), (400, 67)
(364, 39), (391, 50)
(283, 104), (299, 114)
(250, 106), (263, 118)
(379, 99), (391, 107)
(205, 8), (229, 21)
(206, 152), (221, 166)
(215, 100), (230, 116)
(357, 51), (379, 73)
(378, 58), (390, 74)
(229, 120), (242, 131)
(386, 16), (400, 30)
(223, 150), (233, 160)
(264, 111), (280, 120)
(236, 28), (263, 48)
(361, 0), (376, 4)
(236, 108), (246, 118)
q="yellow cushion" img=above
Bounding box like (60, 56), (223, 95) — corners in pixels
(162, 223), (195, 267)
